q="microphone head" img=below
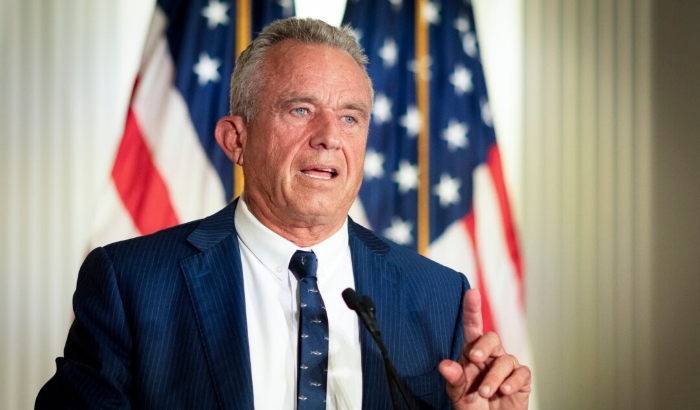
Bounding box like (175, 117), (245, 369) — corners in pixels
(361, 295), (376, 313)
(342, 288), (362, 310)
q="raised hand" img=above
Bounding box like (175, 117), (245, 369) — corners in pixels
(438, 289), (531, 410)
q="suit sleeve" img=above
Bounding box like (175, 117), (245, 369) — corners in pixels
(36, 247), (133, 409)
(448, 274), (470, 364)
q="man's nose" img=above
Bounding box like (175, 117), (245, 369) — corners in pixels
(309, 111), (342, 150)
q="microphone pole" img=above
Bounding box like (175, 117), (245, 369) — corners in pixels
(342, 288), (416, 410)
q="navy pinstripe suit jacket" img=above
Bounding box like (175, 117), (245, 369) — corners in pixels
(37, 201), (469, 409)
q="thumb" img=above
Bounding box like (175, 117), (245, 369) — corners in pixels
(439, 360), (466, 396)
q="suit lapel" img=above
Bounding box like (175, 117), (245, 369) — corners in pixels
(348, 220), (403, 408)
(179, 212), (404, 408)
(180, 200), (254, 409)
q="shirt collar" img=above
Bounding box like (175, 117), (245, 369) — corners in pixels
(234, 195), (349, 280)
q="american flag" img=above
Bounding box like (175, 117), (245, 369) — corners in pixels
(343, 0), (536, 381)
(91, 0), (536, 400)
(90, 0), (290, 245)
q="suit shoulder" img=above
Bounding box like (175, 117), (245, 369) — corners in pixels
(387, 241), (465, 287)
(349, 219), (466, 287)
(101, 219), (201, 258)
(92, 202), (237, 281)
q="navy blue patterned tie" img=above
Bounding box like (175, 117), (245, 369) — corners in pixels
(289, 250), (328, 409)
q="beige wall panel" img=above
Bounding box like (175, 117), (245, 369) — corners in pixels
(523, 0), (653, 409)
(0, 1), (154, 407)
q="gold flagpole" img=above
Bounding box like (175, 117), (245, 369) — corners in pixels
(233, 0), (250, 200)
(416, 0), (430, 255)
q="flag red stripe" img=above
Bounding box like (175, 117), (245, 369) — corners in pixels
(112, 105), (179, 235)
(487, 145), (525, 305)
(463, 211), (496, 334)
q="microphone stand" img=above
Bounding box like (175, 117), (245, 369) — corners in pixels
(342, 289), (417, 410)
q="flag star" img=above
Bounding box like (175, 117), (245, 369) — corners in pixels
(364, 149), (385, 180)
(277, 0), (294, 17)
(408, 56), (433, 81)
(348, 28), (363, 44)
(388, 0), (403, 8)
(399, 106), (422, 137)
(393, 160), (419, 193)
(450, 65), (473, 95)
(373, 93), (392, 124)
(442, 120), (469, 151)
(201, 0), (230, 29)
(194, 53), (221, 85)
(422, 2), (441, 25)
(433, 174), (461, 207)
(378, 38), (398, 68)
(383, 217), (413, 246)
(462, 32), (478, 57)
(481, 99), (494, 127)
(454, 17), (470, 34)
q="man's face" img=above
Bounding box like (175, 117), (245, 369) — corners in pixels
(240, 40), (372, 232)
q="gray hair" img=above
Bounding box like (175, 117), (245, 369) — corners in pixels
(229, 17), (373, 122)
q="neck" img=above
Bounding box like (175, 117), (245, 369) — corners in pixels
(242, 193), (346, 247)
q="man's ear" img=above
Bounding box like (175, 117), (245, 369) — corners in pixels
(215, 115), (247, 166)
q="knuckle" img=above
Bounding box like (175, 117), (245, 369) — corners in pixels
(516, 365), (532, 378)
(495, 354), (511, 365)
(485, 331), (501, 344)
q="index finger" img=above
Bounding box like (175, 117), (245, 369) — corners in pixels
(463, 288), (483, 344)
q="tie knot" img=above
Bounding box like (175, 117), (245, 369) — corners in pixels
(289, 250), (318, 281)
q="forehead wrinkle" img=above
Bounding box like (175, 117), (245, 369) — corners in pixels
(278, 95), (318, 107)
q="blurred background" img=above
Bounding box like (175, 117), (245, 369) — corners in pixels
(1, 0), (699, 409)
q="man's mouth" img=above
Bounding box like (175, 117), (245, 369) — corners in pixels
(301, 167), (338, 180)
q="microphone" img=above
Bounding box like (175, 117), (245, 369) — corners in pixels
(341, 287), (362, 309)
(342, 289), (416, 410)
(342, 289), (381, 339)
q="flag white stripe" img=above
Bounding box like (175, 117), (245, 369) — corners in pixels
(89, 178), (141, 247)
(428, 217), (478, 288)
(473, 164), (538, 408)
(133, 7), (226, 224)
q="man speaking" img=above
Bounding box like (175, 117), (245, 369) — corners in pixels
(37, 17), (531, 409)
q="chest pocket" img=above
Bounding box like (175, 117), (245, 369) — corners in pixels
(402, 367), (447, 409)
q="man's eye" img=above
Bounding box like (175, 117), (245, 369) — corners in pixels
(342, 116), (356, 124)
(293, 107), (309, 116)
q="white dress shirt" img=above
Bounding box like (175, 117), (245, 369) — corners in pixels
(234, 198), (363, 409)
